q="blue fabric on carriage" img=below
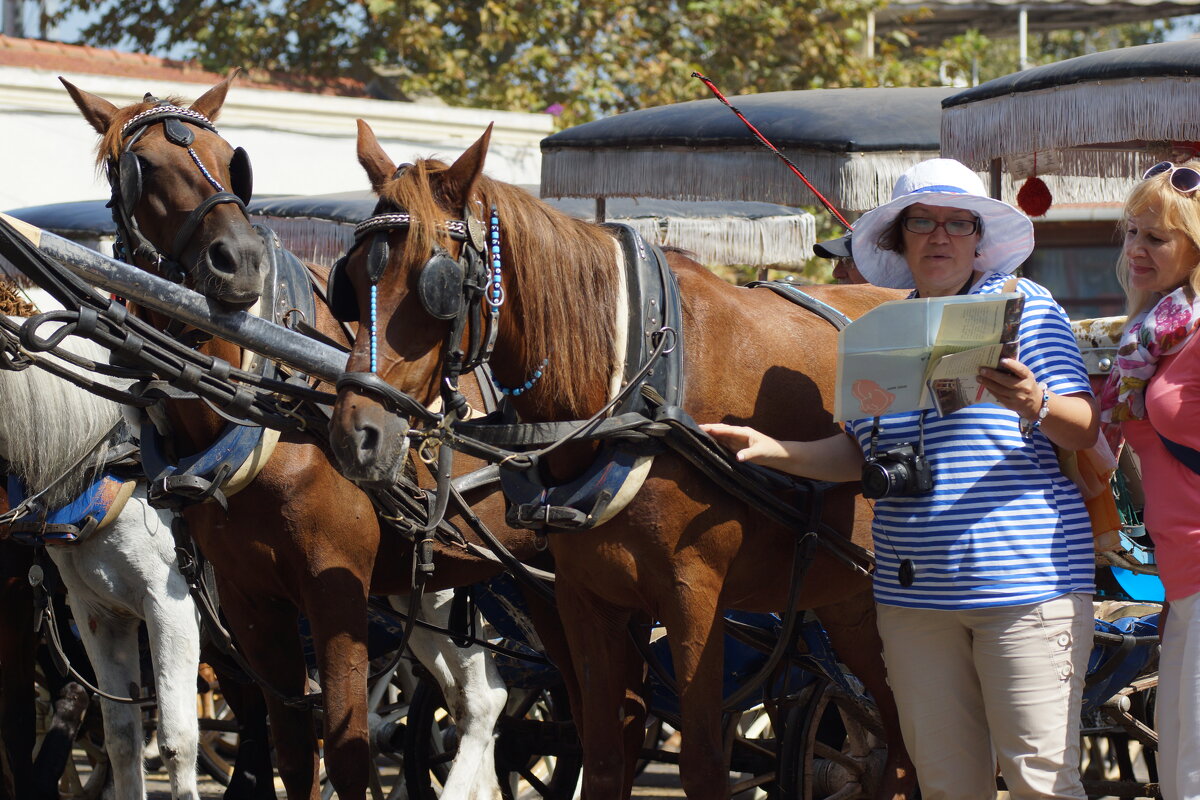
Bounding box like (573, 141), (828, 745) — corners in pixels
(1082, 612), (1160, 714)
(845, 273), (1095, 610)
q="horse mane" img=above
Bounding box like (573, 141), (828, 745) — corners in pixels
(0, 322), (128, 506)
(94, 95), (189, 167)
(382, 161), (620, 415)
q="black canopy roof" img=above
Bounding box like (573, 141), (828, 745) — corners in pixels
(541, 87), (957, 212)
(941, 39), (1200, 178)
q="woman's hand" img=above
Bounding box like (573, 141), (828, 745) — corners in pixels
(699, 423), (788, 464)
(977, 357), (1044, 420)
(700, 423), (866, 481)
(978, 357), (1100, 450)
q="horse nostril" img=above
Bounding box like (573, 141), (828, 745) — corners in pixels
(206, 239), (239, 277)
(358, 423), (380, 454)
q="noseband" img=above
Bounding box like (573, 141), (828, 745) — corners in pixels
(328, 193), (503, 425)
(107, 96), (254, 282)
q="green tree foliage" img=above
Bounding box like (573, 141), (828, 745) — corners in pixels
(47, 0), (895, 123)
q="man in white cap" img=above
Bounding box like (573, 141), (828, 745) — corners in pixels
(812, 233), (866, 284)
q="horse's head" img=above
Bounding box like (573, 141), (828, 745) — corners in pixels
(328, 121), (620, 487)
(61, 73), (266, 309)
(327, 120), (493, 485)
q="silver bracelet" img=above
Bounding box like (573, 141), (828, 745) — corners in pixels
(1020, 382), (1050, 437)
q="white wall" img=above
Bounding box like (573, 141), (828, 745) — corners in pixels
(0, 65), (553, 209)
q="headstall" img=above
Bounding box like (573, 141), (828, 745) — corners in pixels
(328, 185), (503, 426)
(107, 96), (254, 283)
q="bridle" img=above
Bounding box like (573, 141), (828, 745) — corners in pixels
(327, 182), (502, 427)
(106, 96), (253, 283)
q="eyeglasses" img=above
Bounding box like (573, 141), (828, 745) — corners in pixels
(1143, 161), (1200, 195)
(901, 216), (980, 236)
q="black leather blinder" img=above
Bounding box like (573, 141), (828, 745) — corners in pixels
(417, 250), (465, 321)
(229, 147), (253, 205)
(117, 151), (142, 218)
(326, 255), (358, 323)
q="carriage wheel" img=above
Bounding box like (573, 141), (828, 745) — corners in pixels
(777, 678), (887, 800)
(318, 662), (410, 800)
(1081, 673), (1160, 799)
(404, 674), (582, 800)
(726, 701), (786, 799)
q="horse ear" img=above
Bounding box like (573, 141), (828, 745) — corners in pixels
(442, 123), (493, 206)
(356, 119), (397, 193)
(59, 77), (120, 135)
(190, 68), (241, 123)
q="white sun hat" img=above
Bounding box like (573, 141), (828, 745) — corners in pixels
(850, 158), (1034, 290)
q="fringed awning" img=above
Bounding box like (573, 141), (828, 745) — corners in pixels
(942, 40), (1200, 177)
(540, 148), (935, 213)
(251, 196), (817, 269)
(542, 87), (960, 213)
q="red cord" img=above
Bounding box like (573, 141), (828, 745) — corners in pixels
(692, 73), (853, 231)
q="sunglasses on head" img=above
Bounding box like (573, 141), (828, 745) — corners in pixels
(901, 216), (980, 237)
(1143, 161), (1200, 195)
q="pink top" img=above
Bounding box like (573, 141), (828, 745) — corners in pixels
(1122, 330), (1200, 601)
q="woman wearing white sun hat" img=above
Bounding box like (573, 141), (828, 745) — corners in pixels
(705, 158), (1099, 800)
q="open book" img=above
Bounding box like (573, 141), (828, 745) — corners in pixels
(834, 292), (1024, 421)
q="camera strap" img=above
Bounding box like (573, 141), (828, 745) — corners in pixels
(867, 412), (927, 460)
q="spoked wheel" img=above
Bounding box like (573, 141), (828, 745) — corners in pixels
(777, 678), (887, 800)
(726, 701), (786, 799)
(320, 662), (410, 800)
(196, 664), (239, 786)
(405, 674), (582, 800)
(1081, 673), (1160, 799)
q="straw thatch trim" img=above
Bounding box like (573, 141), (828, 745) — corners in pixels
(941, 76), (1200, 176)
(541, 148), (938, 213)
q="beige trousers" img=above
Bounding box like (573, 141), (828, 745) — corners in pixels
(1158, 589), (1200, 800)
(876, 593), (1092, 800)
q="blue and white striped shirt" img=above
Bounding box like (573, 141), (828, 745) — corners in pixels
(845, 272), (1096, 609)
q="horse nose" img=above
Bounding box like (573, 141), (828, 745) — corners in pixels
(205, 233), (265, 280)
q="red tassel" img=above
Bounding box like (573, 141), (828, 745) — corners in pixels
(1017, 176), (1053, 217)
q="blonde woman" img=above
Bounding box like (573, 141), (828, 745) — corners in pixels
(1100, 160), (1200, 800)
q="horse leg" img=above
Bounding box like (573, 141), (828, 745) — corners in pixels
(817, 594), (917, 800)
(658, 587), (730, 800)
(555, 578), (643, 800)
(397, 590), (508, 800)
(67, 599), (146, 800)
(222, 593), (319, 800)
(0, 560), (37, 800)
(144, 588), (202, 799)
(307, 586), (371, 800)
(202, 648), (275, 800)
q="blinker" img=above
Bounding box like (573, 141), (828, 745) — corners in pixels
(117, 151), (142, 217)
(417, 251), (465, 321)
(229, 147), (253, 204)
(367, 234), (389, 284)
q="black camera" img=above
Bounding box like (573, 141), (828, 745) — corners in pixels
(861, 443), (934, 499)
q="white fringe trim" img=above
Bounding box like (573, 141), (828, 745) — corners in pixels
(248, 216), (356, 268)
(255, 209), (816, 270)
(942, 76), (1200, 176)
(541, 148), (937, 213)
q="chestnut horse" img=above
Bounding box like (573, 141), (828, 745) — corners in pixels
(61, 76), (568, 799)
(328, 122), (918, 800)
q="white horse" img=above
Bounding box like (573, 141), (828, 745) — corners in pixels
(0, 322), (202, 800)
(0, 317), (513, 800)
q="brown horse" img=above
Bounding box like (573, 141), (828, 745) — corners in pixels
(329, 121), (919, 800)
(61, 75), (569, 800)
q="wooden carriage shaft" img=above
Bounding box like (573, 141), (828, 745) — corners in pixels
(0, 212), (346, 383)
